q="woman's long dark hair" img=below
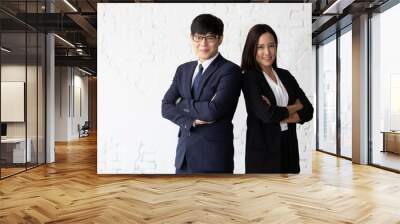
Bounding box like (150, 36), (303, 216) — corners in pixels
(241, 24), (278, 72)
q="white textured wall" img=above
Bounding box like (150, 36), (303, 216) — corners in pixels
(98, 3), (314, 174)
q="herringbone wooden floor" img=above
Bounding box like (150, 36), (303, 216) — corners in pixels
(1, 134), (400, 224)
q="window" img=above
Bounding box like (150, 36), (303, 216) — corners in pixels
(339, 28), (352, 158)
(370, 3), (400, 171)
(317, 36), (337, 154)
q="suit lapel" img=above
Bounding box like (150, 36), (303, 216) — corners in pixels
(194, 54), (224, 100)
(184, 61), (197, 98)
(275, 68), (295, 104)
(255, 69), (277, 105)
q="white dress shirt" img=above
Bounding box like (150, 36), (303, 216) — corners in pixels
(262, 68), (289, 131)
(192, 52), (219, 86)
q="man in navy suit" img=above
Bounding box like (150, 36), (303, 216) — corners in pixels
(161, 14), (242, 174)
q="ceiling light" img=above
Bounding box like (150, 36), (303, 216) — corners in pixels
(63, 0), (78, 12)
(1, 47), (11, 53)
(54, 34), (75, 48)
(323, 0), (354, 15)
(78, 67), (93, 76)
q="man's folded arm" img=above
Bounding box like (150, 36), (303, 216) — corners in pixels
(161, 67), (195, 131)
(185, 67), (242, 122)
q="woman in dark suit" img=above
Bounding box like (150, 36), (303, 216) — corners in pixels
(241, 24), (314, 173)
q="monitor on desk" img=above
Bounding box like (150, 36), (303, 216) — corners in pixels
(1, 123), (7, 138)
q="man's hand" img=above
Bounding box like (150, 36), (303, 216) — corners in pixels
(194, 119), (214, 126)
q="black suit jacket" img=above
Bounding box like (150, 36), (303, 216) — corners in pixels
(161, 54), (242, 173)
(242, 68), (313, 173)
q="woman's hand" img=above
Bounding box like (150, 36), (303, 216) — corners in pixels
(287, 99), (303, 114)
(282, 112), (300, 123)
(295, 99), (303, 110)
(261, 95), (303, 117)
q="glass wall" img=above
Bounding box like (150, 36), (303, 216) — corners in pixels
(339, 28), (352, 158)
(1, 31), (28, 177)
(316, 25), (353, 159)
(317, 35), (337, 154)
(371, 3), (400, 171)
(0, 1), (46, 179)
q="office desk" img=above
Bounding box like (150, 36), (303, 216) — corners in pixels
(1, 138), (32, 163)
(382, 131), (400, 154)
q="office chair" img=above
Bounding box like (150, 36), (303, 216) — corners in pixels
(79, 121), (90, 138)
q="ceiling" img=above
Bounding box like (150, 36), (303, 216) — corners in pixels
(0, 0), (391, 75)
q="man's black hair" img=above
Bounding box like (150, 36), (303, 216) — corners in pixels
(191, 14), (224, 36)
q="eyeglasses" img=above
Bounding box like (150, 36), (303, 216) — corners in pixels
(192, 34), (219, 43)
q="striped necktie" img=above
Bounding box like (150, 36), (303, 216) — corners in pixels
(192, 64), (204, 98)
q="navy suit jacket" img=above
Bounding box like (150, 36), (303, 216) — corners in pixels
(161, 54), (242, 173)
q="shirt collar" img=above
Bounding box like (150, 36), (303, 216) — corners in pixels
(197, 52), (219, 71)
(262, 68), (279, 84)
